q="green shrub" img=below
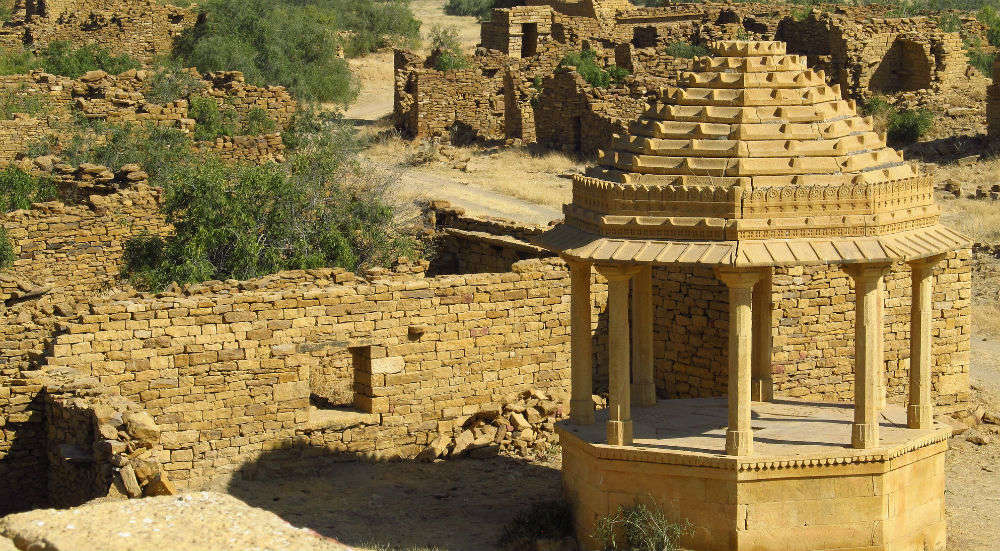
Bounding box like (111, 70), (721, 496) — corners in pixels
(36, 41), (142, 78)
(172, 0), (419, 103)
(980, 5), (1000, 46)
(497, 500), (574, 550)
(0, 87), (51, 119)
(887, 108), (934, 144)
(61, 122), (197, 188)
(147, 66), (205, 104)
(560, 48), (630, 88)
(0, 225), (14, 269)
(0, 48), (38, 75)
(664, 40), (709, 59)
(937, 12), (963, 31)
(243, 107), (276, 135)
(593, 500), (690, 551)
(0, 167), (57, 212)
(189, 95), (238, 140)
(429, 24), (469, 71)
(967, 47), (995, 74)
(860, 95), (893, 117)
(120, 137), (415, 290)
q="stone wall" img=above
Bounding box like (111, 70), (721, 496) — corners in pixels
(0, 69), (297, 164)
(4, 0), (197, 63)
(770, 251), (972, 410)
(533, 68), (648, 154)
(41, 366), (171, 508)
(0, 166), (168, 514)
(394, 51), (510, 140)
(43, 258), (610, 488)
(776, 11), (970, 98)
(425, 202), (973, 409)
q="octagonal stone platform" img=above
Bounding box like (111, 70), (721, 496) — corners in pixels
(557, 398), (950, 551)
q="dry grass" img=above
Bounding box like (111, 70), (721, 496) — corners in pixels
(940, 198), (1000, 244)
(363, 135), (583, 208)
(933, 157), (1000, 243)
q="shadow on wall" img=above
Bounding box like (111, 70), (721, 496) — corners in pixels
(224, 447), (562, 550)
(0, 393), (49, 516)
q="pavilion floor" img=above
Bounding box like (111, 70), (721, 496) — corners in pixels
(560, 397), (945, 457)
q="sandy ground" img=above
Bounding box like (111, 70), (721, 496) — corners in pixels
(946, 337), (1000, 551)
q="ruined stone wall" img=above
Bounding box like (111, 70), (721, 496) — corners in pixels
(393, 53), (509, 140)
(6, 0), (197, 63)
(533, 69), (646, 154)
(41, 366), (169, 509)
(777, 12), (968, 98)
(613, 42), (694, 79)
(198, 132), (286, 164)
(482, 5), (554, 58)
(0, 168), (168, 513)
(424, 201), (553, 275)
(43, 258), (610, 487)
(0, 69), (297, 163)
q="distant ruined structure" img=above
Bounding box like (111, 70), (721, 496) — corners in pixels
(393, 0), (979, 152)
(1, 0), (196, 62)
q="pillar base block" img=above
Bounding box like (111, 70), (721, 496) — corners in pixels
(607, 419), (633, 446)
(630, 382), (656, 407)
(570, 399), (596, 426)
(907, 404), (934, 430)
(852, 423), (879, 449)
(751, 378), (773, 402)
(725, 429), (753, 456)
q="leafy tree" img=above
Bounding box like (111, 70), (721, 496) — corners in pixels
(172, 0), (420, 103)
(429, 24), (469, 71)
(122, 119), (415, 290)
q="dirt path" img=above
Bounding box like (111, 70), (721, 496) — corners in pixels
(398, 170), (561, 225)
(946, 335), (1000, 551)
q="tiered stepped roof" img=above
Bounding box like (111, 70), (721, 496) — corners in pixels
(538, 40), (967, 267)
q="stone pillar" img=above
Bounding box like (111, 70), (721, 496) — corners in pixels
(716, 268), (762, 456)
(598, 265), (635, 446)
(908, 256), (942, 429)
(846, 264), (890, 449)
(568, 260), (595, 425)
(751, 269), (773, 402)
(631, 265), (656, 407)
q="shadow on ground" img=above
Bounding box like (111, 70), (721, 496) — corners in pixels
(223, 447), (563, 550)
(903, 134), (992, 164)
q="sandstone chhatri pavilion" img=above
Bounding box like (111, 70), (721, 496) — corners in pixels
(540, 40), (967, 551)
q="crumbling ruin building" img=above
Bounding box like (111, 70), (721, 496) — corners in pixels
(777, 9), (969, 97)
(394, 0), (981, 152)
(0, 0), (196, 62)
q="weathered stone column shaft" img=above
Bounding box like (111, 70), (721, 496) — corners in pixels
(569, 260), (595, 425)
(717, 269), (762, 456)
(600, 266), (634, 446)
(909, 257), (941, 429)
(631, 266), (655, 407)
(848, 264), (889, 449)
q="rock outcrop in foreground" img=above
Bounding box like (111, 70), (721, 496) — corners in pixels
(0, 492), (351, 551)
